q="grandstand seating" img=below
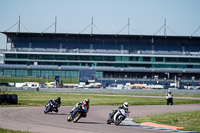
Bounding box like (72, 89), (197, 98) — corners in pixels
(6, 32), (199, 56)
(11, 42), (200, 56)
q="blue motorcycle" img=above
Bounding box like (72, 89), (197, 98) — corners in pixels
(44, 100), (59, 114)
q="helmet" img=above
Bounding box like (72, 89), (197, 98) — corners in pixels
(123, 102), (129, 108)
(84, 98), (90, 104)
(56, 97), (61, 102)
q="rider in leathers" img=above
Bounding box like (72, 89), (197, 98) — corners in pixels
(71, 98), (90, 118)
(166, 90), (173, 105)
(109, 102), (129, 119)
(48, 97), (61, 112)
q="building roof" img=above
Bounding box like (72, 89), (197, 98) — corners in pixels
(2, 31), (200, 41)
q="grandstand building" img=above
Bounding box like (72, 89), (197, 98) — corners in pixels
(0, 32), (200, 88)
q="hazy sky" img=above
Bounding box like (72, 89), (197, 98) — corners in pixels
(0, 0), (200, 49)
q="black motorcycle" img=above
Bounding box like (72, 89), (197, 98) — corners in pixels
(167, 98), (173, 105)
(67, 106), (86, 123)
(166, 94), (173, 105)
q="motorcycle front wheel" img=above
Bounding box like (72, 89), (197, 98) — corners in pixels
(114, 115), (124, 126)
(107, 119), (112, 124)
(67, 115), (72, 122)
(44, 106), (50, 114)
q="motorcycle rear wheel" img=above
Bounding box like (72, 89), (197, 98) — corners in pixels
(73, 112), (81, 123)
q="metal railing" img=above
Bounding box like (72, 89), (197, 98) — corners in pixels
(3, 48), (200, 56)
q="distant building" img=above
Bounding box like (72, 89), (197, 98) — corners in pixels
(0, 32), (200, 87)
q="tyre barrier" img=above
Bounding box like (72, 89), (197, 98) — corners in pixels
(0, 94), (18, 105)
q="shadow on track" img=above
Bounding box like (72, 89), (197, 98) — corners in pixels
(76, 121), (103, 125)
(47, 113), (68, 115)
(117, 124), (136, 127)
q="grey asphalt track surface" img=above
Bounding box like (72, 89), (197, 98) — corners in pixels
(0, 104), (200, 133)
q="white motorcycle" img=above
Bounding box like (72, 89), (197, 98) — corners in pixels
(107, 108), (130, 126)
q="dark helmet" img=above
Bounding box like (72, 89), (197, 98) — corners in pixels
(84, 98), (90, 104)
(56, 97), (61, 102)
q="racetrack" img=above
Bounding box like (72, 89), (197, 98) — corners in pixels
(0, 104), (200, 133)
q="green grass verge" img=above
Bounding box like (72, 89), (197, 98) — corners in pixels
(0, 128), (30, 133)
(134, 111), (200, 132)
(0, 76), (78, 84)
(80, 92), (200, 98)
(1, 91), (200, 107)
(123, 93), (200, 98)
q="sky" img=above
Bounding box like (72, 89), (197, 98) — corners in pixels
(0, 0), (200, 49)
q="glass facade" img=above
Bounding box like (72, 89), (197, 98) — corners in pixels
(96, 72), (103, 79)
(0, 69), (78, 78)
(4, 53), (200, 69)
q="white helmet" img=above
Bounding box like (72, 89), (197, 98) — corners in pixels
(123, 102), (129, 108)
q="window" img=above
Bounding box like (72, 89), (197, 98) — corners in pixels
(115, 56), (121, 61)
(190, 58), (200, 63)
(17, 54), (28, 59)
(55, 55), (67, 60)
(67, 55), (79, 60)
(166, 58), (177, 62)
(15, 70), (28, 77)
(104, 56), (115, 61)
(143, 57), (150, 62)
(92, 56), (103, 61)
(79, 56), (91, 60)
(178, 58), (189, 63)
(156, 57), (163, 62)
(122, 56), (129, 61)
(5, 54), (16, 59)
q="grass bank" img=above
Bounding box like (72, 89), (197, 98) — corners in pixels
(80, 92), (200, 98)
(0, 128), (30, 133)
(134, 111), (200, 132)
(1, 91), (200, 107)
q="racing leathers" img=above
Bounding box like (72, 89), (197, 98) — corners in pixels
(165, 92), (173, 105)
(71, 101), (89, 118)
(109, 105), (127, 119)
(48, 99), (61, 112)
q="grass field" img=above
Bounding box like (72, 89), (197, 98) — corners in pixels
(134, 111), (200, 132)
(0, 128), (30, 133)
(79, 92), (200, 98)
(1, 91), (200, 107)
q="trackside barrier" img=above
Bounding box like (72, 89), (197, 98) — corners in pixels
(0, 94), (18, 105)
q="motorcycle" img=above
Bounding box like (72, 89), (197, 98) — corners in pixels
(166, 95), (173, 105)
(67, 106), (86, 123)
(44, 100), (58, 114)
(107, 108), (129, 126)
(166, 97), (173, 105)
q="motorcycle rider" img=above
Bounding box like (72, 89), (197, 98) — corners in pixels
(71, 98), (90, 118)
(109, 102), (129, 119)
(166, 90), (173, 105)
(47, 97), (61, 112)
